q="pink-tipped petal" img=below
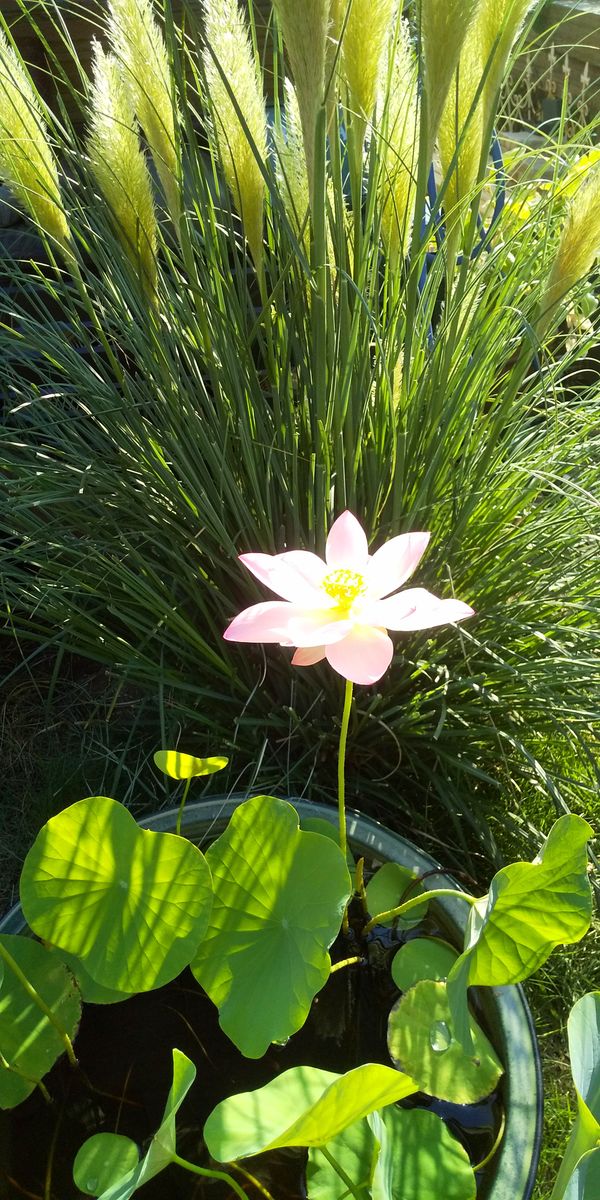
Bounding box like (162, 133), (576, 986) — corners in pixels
(224, 601), (298, 643)
(325, 626), (394, 685)
(367, 532), (431, 598)
(367, 589), (474, 632)
(287, 611), (353, 647)
(238, 552), (327, 605)
(292, 646), (326, 667)
(326, 511), (369, 570)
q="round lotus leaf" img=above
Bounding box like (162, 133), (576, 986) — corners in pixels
(73, 1134), (139, 1196)
(51, 947), (135, 1006)
(192, 795), (352, 1057)
(0, 934), (81, 1109)
(153, 750), (228, 779)
(20, 796), (213, 993)
(300, 816), (355, 871)
(387, 979), (503, 1104)
(365, 863), (429, 930)
(391, 938), (459, 993)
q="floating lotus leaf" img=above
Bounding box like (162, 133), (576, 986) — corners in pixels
(204, 1063), (417, 1162)
(20, 796), (213, 993)
(191, 795), (351, 1056)
(365, 863), (428, 930)
(387, 979), (502, 1104)
(391, 938), (458, 993)
(0, 934), (81, 1109)
(73, 1135), (139, 1196)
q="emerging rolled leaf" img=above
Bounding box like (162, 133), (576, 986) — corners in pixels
(549, 992), (600, 1200)
(73, 1049), (196, 1199)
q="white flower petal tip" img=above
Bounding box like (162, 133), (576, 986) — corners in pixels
(326, 510), (369, 570)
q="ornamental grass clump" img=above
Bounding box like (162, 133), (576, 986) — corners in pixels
(0, 0), (599, 863)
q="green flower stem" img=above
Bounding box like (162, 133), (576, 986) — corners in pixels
(175, 777), (192, 837)
(319, 1145), (363, 1200)
(230, 1161), (277, 1200)
(0, 941), (77, 1067)
(0, 1050), (52, 1104)
(338, 679), (354, 861)
(172, 1153), (249, 1200)
(330, 956), (364, 974)
(362, 888), (478, 935)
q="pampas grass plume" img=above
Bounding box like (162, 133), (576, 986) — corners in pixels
(202, 0), (267, 273)
(108, 0), (179, 221)
(439, 0), (536, 219)
(272, 0), (330, 203)
(537, 168), (600, 339)
(341, 0), (396, 123)
(420, 0), (479, 162)
(380, 18), (419, 263)
(88, 41), (158, 301)
(0, 31), (70, 256)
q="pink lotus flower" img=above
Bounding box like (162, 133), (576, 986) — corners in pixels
(223, 512), (474, 685)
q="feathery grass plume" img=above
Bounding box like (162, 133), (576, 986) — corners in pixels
(341, 0), (396, 124)
(0, 30), (70, 256)
(419, 0), (480, 164)
(108, 0), (179, 221)
(275, 78), (310, 251)
(380, 17), (419, 264)
(271, 0), (331, 204)
(202, 0), (267, 274)
(275, 78), (336, 274)
(536, 167), (600, 339)
(88, 41), (158, 302)
(438, 0), (536, 225)
(325, 0), (346, 115)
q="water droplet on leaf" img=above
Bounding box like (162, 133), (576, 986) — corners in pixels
(429, 1019), (452, 1052)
